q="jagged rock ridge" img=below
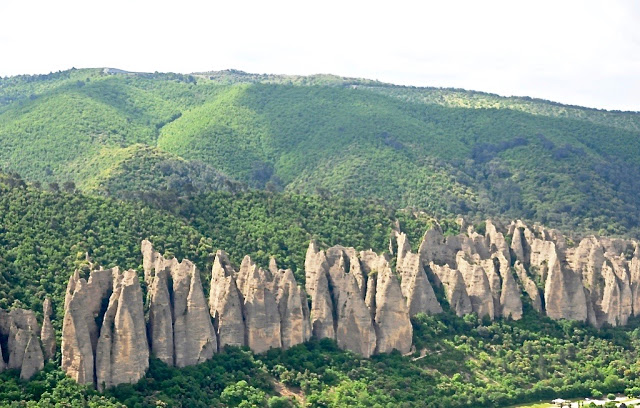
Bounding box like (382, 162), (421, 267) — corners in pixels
(52, 220), (640, 390)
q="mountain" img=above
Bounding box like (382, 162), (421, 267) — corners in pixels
(2, 174), (640, 407)
(2, 68), (640, 235)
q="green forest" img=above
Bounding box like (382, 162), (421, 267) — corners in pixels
(2, 68), (640, 235)
(2, 68), (640, 407)
(1, 172), (640, 407)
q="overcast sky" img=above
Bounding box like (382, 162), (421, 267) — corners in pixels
(1, 0), (639, 111)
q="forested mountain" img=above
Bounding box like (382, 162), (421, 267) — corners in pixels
(2, 68), (640, 407)
(2, 68), (639, 235)
(2, 172), (640, 408)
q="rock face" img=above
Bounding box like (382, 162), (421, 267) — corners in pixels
(63, 266), (148, 389)
(0, 308), (45, 379)
(275, 269), (312, 349)
(142, 241), (217, 367)
(398, 251), (442, 316)
(238, 256), (282, 353)
(95, 269), (149, 391)
(62, 268), (118, 386)
(209, 250), (245, 349)
(51, 221), (640, 391)
(40, 298), (56, 361)
(304, 243), (413, 357)
(374, 260), (412, 354)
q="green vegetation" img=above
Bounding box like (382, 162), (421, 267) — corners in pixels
(0, 172), (401, 318)
(3, 68), (640, 406)
(2, 68), (640, 235)
(3, 172), (640, 406)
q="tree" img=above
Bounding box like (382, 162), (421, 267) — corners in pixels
(220, 380), (266, 408)
(63, 181), (76, 193)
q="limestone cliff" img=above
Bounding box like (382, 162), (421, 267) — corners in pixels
(50, 220), (640, 391)
(0, 308), (45, 379)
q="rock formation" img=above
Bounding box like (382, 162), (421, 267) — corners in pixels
(374, 260), (412, 354)
(40, 297), (56, 361)
(238, 256), (282, 353)
(209, 250), (245, 348)
(62, 266), (148, 389)
(49, 219), (640, 391)
(95, 269), (149, 391)
(0, 308), (45, 379)
(142, 241), (217, 367)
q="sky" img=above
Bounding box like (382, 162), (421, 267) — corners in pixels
(1, 0), (639, 111)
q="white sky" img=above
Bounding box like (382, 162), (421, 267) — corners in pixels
(1, 0), (639, 111)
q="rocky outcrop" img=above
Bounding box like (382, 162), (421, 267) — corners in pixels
(543, 250), (587, 322)
(0, 308), (45, 379)
(50, 220), (640, 391)
(514, 261), (542, 312)
(457, 253), (495, 319)
(374, 260), (412, 354)
(95, 269), (149, 391)
(63, 266), (149, 388)
(62, 267), (119, 386)
(209, 250), (245, 348)
(275, 268), (312, 349)
(143, 241), (217, 367)
(328, 255), (377, 358)
(238, 256), (282, 353)
(40, 298), (56, 361)
(398, 251), (442, 316)
(430, 263), (473, 316)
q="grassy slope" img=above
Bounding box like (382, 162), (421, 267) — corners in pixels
(2, 69), (640, 234)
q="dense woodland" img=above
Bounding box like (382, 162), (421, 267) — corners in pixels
(2, 173), (640, 407)
(2, 69), (640, 235)
(1, 68), (640, 406)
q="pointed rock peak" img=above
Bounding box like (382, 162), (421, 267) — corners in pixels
(43, 297), (53, 317)
(396, 232), (411, 265)
(307, 240), (319, 256)
(269, 257), (279, 275)
(212, 250), (236, 278)
(240, 255), (256, 271)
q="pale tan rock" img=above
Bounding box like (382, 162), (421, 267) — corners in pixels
(96, 270), (149, 390)
(308, 251), (335, 340)
(513, 261), (542, 312)
(20, 334), (44, 380)
(543, 249), (587, 322)
(510, 226), (527, 264)
(62, 267), (120, 386)
(41, 297), (56, 360)
(398, 252), (442, 315)
(147, 268), (174, 365)
(305, 241), (322, 295)
(359, 250), (384, 316)
(209, 250), (245, 348)
(485, 220), (511, 261)
(3, 309), (44, 380)
(600, 262), (625, 327)
(240, 259), (281, 353)
(429, 263), (472, 316)
(418, 224), (453, 266)
(327, 256), (377, 357)
(496, 255), (523, 320)
(630, 256), (640, 316)
(275, 269), (311, 349)
(348, 253), (367, 299)
(374, 260), (412, 354)
(456, 253), (495, 319)
(173, 261), (217, 367)
(396, 232), (411, 270)
(62, 279), (96, 385)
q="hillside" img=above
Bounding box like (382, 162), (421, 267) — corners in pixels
(1, 68), (640, 235)
(2, 174), (640, 407)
